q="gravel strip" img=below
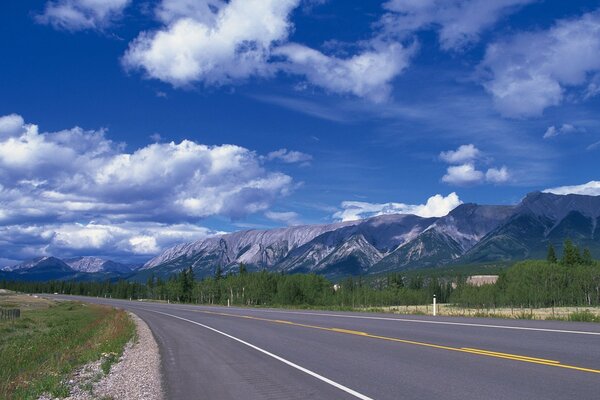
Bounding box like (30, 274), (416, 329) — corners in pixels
(95, 312), (164, 400)
(39, 312), (164, 400)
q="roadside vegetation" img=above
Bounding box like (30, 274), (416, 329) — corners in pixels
(2, 240), (599, 322)
(0, 292), (134, 400)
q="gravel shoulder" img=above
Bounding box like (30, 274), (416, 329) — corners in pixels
(43, 312), (164, 400)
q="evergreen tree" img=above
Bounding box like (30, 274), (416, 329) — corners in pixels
(561, 239), (581, 267)
(239, 262), (247, 274)
(547, 243), (557, 263)
(582, 248), (593, 266)
(214, 265), (223, 281)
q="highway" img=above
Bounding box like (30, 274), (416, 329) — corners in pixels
(49, 296), (600, 399)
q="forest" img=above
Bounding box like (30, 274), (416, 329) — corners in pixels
(2, 240), (599, 310)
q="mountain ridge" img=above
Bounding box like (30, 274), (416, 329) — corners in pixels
(3, 192), (600, 282)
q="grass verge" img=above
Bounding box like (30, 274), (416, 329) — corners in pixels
(0, 296), (135, 400)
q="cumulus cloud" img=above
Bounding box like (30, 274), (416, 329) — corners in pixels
(439, 144), (481, 163)
(266, 148), (312, 164)
(123, 0), (300, 86)
(439, 144), (510, 185)
(0, 221), (219, 264)
(480, 10), (600, 118)
(543, 181), (600, 196)
(274, 41), (415, 102)
(123, 0), (415, 101)
(543, 124), (584, 139)
(0, 114), (25, 137)
(485, 166), (510, 183)
(334, 193), (462, 222)
(442, 163), (484, 185)
(37, 0), (131, 31)
(381, 0), (535, 50)
(264, 211), (301, 226)
(0, 114), (295, 261)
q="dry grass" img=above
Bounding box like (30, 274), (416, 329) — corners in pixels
(369, 304), (600, 321)
(0, 291), (55, 310)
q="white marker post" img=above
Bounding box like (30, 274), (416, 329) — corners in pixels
(433, 294), (437, 316)
(227, 298), (230, 307)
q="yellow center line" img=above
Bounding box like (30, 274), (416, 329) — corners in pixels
(195, 310), (600, 375)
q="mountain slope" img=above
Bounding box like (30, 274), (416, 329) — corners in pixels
(373, 204), (515, 271)
(462, 193), (600, 263)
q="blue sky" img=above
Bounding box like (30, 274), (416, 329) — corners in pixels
(1, 0), (599, 265)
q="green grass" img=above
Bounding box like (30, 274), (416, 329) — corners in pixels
(0, 299), (135, 400)
(567, 310), (600, 323)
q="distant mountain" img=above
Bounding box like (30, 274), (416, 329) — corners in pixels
(3, 192), (600, 282)
(137, 192), (600, 280)
(64, 257), (133, 274)
(1, 256), (136, 281)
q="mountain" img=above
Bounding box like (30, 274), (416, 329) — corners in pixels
(138, 192), (600, 280)
(64, 257), (133, 274)
(372, 204), (515, 273)
(462, 192), (600, 263)
(0, 257), (77, 281)
(4, 192), (600, 282)
(1, 256), (136, 281)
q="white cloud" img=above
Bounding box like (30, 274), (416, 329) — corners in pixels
(439, 144), (481, 163)
(123, 0), (300, 86)
(334, 193), (462, 221)
(37, 0), (131, 31)
(274, 41), (415, 103)
(123, 0), (415, 101)
(442, 163), (484, 185)
(587, 140), (600, 151)
(0, 114), (295, 260)
(480, 10), (600, 118)
(543, 181), (600, 196)
(381, 0), (535, 50)
(266, 148), (312, 164)
(543, 124), (583, 139)
(265, 211), (301, 226)
(485, 166), (510, 183)
(0, 114), (25, 137)
(0, 221), (219, 262)
(440, 144), (510, 185)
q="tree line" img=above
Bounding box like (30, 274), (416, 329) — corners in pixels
(1, 264), (450, 309)
(450, 240), (600, 308)
(2, 241), (598, 309)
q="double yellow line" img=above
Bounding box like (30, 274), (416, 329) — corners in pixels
(196, 310), (600, 375)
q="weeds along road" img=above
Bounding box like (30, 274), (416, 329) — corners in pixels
(48, 295), (600, 400)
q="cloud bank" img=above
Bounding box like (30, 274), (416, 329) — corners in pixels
(0, 113), (294, 262)
(543, 181), (600, 196)
(334, 193), (462, 222)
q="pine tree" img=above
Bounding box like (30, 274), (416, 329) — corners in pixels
(582, 248), (593, 266)
(547, 244), (557, 264)
(239, 262), (247, 274)
(214, 265), (223, 281)
(561, 239), (581, 267)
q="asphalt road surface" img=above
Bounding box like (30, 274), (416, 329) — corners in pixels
(48, 295), (600, 399)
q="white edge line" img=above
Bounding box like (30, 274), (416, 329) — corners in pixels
(161, 304), (600, 336)
(150, 310), (374, 400)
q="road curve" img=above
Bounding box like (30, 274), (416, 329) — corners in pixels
(48, 295), (600, 399)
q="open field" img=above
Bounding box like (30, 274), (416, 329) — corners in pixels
(366, 304), (600, 321)
(0, 293), (135, 400)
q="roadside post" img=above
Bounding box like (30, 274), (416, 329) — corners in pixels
(433, 294), (437, 316)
